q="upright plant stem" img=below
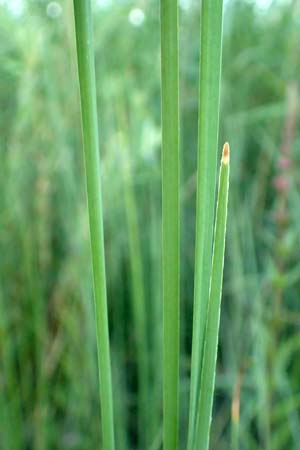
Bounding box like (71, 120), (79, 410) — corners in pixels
(187, 1), (224, 448)
(116, 102), (149, 448)
(73, 3), (115, 450)
(160, 1), (180, 450)
(194, 143), (230, 450)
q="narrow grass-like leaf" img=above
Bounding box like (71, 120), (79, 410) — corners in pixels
(194, 143), (230, 450)
(116, 104), (150, 448)
(230, 368), (244, 450)
(122, 155), (149, 448)
(73, 3), (115, 450)
(188, 1), (224, 447)
(160, 1), (180, 450)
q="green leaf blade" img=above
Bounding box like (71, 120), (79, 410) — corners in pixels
(188, 1), (224, 447)
(73, 2), (115, 450)
(160, 1), (180, 450)
(194, 143), (230, 450)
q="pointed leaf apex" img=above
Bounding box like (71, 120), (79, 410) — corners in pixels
(222, 142), (230, 165)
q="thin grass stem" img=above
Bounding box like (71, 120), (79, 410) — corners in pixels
(160, 1), (180, 450)
(73, 2), (115, 450)
(187, 1), (224, 447)
(116, 103), (150, 448)
(194, 143), (230, 450)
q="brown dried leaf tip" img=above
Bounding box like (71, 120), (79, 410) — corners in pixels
(222, 142), (230, 165)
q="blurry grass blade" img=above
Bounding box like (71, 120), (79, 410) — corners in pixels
(160, 1), (180, 449)
(194, 143), (230, 450)
(188, 0), (224, 447)
(116, 106), (150, 448)
(231, 369), (242, 450)
(73, 2), (115, 450)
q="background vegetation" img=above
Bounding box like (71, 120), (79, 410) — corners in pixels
(1, 0), (300, 449)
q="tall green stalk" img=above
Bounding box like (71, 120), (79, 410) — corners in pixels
(194, 143), (230, 450)
(73, 3), (115, 450)
(188, 1), (224, 448)
(160, 1), (180, 450)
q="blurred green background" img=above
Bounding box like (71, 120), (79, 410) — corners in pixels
(1, 0), (300, 449)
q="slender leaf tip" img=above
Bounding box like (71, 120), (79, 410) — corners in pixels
(222, 142), (230, 165)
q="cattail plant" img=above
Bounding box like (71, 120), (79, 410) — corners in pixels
(73, 2), (115, 450)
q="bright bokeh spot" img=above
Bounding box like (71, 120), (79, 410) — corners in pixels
(128, 8), (145, 27)
(6, 0), (24, 16)
(46, 1), (62, 19)
(97, 0), (112, 9)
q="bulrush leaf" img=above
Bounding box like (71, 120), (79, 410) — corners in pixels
(194, 143), (230, 450)
(188, 1), (224, 448)
(73, 2), (115, 450)
(160, 1), (180, 450)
